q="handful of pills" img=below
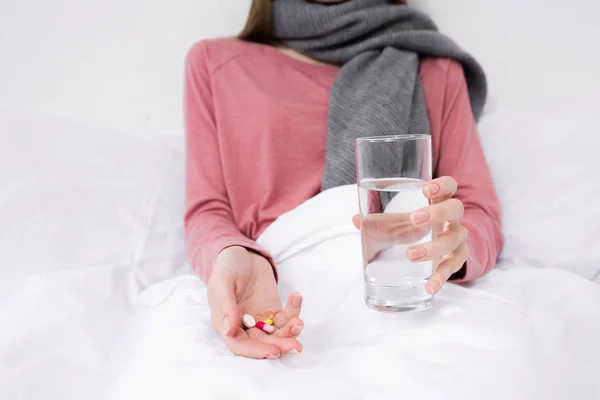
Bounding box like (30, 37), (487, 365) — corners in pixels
(242, 312), (275, 334)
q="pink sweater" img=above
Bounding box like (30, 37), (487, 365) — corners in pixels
(184, 38), (503, 283)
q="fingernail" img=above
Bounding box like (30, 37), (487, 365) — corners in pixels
(411, 210), (430, 224)
(222, 315), (231, 336)
(424, 183), (440, 197)
(408, 246), (427, 260)
(267, 353), (280, 359)
(427, 280), (440, 295)
(286, 349), (300, 355)
(291, 293), (302, 309)
(291, 324), (303, 335)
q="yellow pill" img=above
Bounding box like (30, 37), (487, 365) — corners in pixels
(263, 319), (274, 325)
(255, 311), (275, 321)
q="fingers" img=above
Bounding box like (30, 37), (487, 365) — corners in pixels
(352, 214), (360, 229)
(225, 292), (304, 359)
(410, 198), (464, 227)
(273, 292), (302, 328)
(358, 213), (431, 244)
(224, 330), (282, 359)
(245, 333), (303, 356)
(259, 335), (303, 355)
(220, 305), (305, 359)
(207, 272), (241, 339)
(245, 317), (304, 356)
(426, 242), (469, 295)
(353, 177), (459, 228)
(273, 317), (304, 338)
(423, 176), (458, 203)
(407, 223), (467, 262)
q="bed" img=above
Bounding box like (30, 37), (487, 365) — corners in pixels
(1, 0), (599, 399)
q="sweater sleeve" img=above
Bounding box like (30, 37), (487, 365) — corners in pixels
(183, 42), (276, 283)
(436, 61), (504, 282)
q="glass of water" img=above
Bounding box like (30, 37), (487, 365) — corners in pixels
(356, 134), (433, 312)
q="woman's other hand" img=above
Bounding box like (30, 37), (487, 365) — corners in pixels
(352, 176), (468, 296)
(207, 246), (304, 359)
(406, 176), (468, 295)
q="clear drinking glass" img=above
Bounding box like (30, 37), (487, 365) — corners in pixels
(356, 134), (433, 312)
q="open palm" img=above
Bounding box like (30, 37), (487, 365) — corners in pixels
(207, 246), (304, 359)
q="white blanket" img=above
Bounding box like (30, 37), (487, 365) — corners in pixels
(4, 185), (594, 400)
(113, 186), (600, 400)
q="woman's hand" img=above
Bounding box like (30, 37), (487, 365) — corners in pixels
(207, 246), (304, 359)
(353, 176), (468, 295)
(407, 176), (468, 294)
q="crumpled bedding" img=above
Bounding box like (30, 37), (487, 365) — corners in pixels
(110, 185), (600, 400)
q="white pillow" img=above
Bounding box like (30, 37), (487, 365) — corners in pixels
(0, 110), (189, 283)
(411, 0), (600, 281)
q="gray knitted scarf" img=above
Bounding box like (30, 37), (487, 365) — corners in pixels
(271, 0), (487, 190)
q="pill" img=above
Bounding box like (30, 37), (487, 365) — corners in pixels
(256, 321), (275, 334)
(242, 314), (256, 329)
(263, 319), (274, 325)
(254, 311), (275, 321)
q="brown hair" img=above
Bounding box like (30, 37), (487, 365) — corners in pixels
(239, 0), (408, 44)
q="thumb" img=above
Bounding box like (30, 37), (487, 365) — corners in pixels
(209, 271), (241, 338)
(352, 214), (361, 229)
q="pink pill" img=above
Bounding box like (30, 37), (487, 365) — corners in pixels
(256, 321), (275, 334)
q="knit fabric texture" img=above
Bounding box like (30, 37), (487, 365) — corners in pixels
(271, 0), (487, 190)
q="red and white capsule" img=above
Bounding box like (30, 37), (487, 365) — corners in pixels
(256, 320), (275, 334)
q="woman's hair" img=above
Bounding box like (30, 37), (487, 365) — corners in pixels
(239, 0), (408, 44)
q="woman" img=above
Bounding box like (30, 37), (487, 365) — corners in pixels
(184, 0), (503, 359)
